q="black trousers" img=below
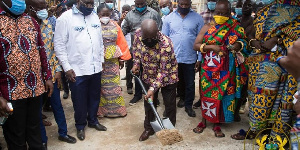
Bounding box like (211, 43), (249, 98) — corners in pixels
(126, 56), (143, 98)
(126, 57), (134, 89)
(3, 96), (43, 150)
(144, 83), (177, 131)
(177, 63), (195, 108)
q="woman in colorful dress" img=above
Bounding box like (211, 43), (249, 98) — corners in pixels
(231, 0), (300, 140)
(192, 0), (249, 138)
(97, 3), (131, 118)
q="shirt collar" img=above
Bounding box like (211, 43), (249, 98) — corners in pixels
(42, 19), (49, 25)
(72, 5), (83, 14)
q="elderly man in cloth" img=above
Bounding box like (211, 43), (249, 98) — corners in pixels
(132, 19), (178, 141)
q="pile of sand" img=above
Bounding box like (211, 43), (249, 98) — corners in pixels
(156, 129), (183, 146)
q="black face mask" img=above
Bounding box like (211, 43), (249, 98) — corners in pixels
(142, 39), (158, 48)
(177, 5), (190, 15)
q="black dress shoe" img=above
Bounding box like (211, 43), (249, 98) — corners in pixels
(193, 100), (201, 109)
(58, 135), (77, 143)
(185, 107), (196, 117)
(42, 143), (47, 150)
(63, 92), (69, 99)
(177, 99), (185, 108)
(77, 130), (85, 141)
(88, 123), (107, 131)
(127, 88), (133, 95)
(139, 130), (155, 141)
(129, 96), (141, 106)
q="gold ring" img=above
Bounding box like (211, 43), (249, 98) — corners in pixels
(218, 51), (223, 56)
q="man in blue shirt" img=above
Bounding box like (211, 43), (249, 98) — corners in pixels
(162, 0), (203, 117)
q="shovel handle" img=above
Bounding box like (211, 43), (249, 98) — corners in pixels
(130, 70), (148, 95)
(130, 70), (165, 129)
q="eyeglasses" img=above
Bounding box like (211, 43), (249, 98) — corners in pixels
(80, 0), (94, 8)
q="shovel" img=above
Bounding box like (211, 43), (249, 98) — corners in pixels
(130, 71), (175, 132)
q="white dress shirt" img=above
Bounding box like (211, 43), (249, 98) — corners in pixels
(54, 6), (104, 76)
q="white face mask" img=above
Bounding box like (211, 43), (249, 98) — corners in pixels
(100, 17), (110, 24)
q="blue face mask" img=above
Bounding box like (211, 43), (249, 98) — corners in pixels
(2, 0), (26, 15)
(36, 9), (48, 20)
(79, 4), (94, 16)
(136, 6), (146, 13)
(261, 0), (274, 5)
(207, 2), (216, 11)
(106, 3), (113, 9)
(161, 6), (170, 16)
(235, 8), (242, 16)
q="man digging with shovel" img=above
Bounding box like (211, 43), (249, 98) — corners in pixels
(131, 19), (182, 145)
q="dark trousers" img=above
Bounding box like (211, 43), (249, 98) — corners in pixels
(69, 72), (101, 130)
(40, 82), (68, 143)
(126, 58), (133, 89)
(61, 71), (69, 94)
(3, 96), (43, 150)
(144, 83), (177, 131)
(126, 56), (143, 99)
(178, 63), (195, 108)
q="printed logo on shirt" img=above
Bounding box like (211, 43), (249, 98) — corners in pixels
(91, 24), (101, 29)
(74, 26), (85, 32)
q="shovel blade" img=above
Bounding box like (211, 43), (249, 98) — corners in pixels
(162, 118), (175, 129)
(150, 118), (175, 132)
(150, 120), (164, 132)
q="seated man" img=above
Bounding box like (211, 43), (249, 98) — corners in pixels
(131, 19), (178, 141)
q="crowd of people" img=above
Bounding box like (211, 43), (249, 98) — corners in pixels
(0, 0), (299, 149)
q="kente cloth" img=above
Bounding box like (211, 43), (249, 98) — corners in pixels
(248, 1), (300, 136)
(98, 21), (126, 117)
(200, 18), (248, 123)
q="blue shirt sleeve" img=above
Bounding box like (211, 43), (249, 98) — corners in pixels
(197, 16), (204, 61)
(162, 15), (170, 36)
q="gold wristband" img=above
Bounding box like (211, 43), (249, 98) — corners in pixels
(248, 39), (256, 49)
(236, 41), (244, 52)
(200, 43), (207, 53)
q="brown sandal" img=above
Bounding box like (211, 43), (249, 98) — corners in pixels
(43, 119), (52, 126)
(213, 126), (225, 138)
(193, 122), (206, 133)
(231, 129), (246, 140)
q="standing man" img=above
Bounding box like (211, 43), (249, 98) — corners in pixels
(0, 0), (53, 149)
(132, 19), (178, 141)
(26, 0), (77, 148)
(54, 0), (107, 141)
(162, 0), (203, 117)
(159, 0), (172, 21)
(200, 0), (216, 24)
(122, 0), (162, 105)
(105, 0), (120, 21)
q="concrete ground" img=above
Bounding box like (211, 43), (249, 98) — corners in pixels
(0, 69), (257, 150)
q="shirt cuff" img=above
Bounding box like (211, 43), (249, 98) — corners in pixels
(197, 52), (202, 61)
(151, 81), (161, 93)
(62, 62), (72, 72)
